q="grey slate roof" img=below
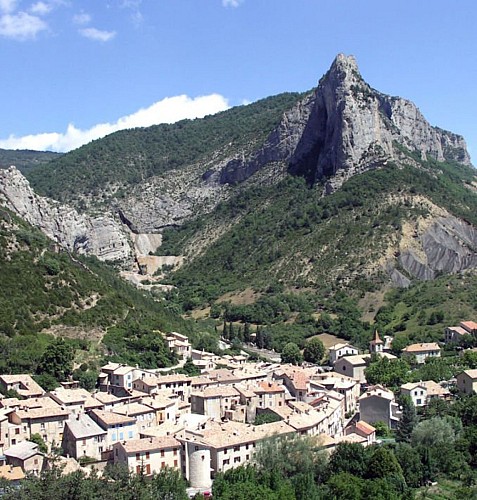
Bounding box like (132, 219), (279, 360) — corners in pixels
(65, 413), (107, 439)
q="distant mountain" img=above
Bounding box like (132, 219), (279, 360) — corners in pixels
(3, 54), (477, 318)
(0, 148), (61, 174)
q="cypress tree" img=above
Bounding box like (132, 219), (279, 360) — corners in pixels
(396, 395), (418, 442)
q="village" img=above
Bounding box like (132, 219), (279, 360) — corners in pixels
(0, 322), (477, 496)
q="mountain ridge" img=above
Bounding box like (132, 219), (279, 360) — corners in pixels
(1, 54), (476, 306)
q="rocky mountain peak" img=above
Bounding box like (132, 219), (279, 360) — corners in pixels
(324, 53), (362, 87)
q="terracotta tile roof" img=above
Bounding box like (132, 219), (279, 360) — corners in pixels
(15, 406), (70, 420)
(90, 409), (136, 426)
(118, 436), (180, 454)
(461, 321), (477, 331)
(461, 369), (477, 379)
(448, 326), (469, 335)
(49, 388), (91, 405)
(182, 420), (294, 449)
(336, 354), (369, 366)
(93, 392), (121, 404)
(421, 380), (450, 397)
(190, 376), (214, 385)
(402, 343), (441, 353)
(354, 420), (376, 436)
(191, 386), (239, 399)
(112, 403), (154, 417)
(0, 375), (44, 397)
(255, 381), (285, 394)
(155, 374), (191, 384)
(0, 464), (25, 481)
(141, 395), (176, 410)
(113, 365), (136, 376)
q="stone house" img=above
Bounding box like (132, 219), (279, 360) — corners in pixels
(359, 385), (401, 429)
(456, 369), (477, 395)
(89, 409), (138, 449)
(328, 343), (359, 365)
(190, 386), (240, 419)
(0, 375), (44, 399)
(113, 436), (181, 475)
(401, 343), (441, 364)
(62, 413), (107, 460)
(9, 405), (70, 450)
(4, 441), (44, 475)
(400, 380), (450, 407)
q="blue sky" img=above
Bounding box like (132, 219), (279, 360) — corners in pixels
(0, 0), (476, 162)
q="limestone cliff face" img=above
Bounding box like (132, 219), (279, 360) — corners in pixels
(0, 166), (133, 262)
(219, 54), (471, 187)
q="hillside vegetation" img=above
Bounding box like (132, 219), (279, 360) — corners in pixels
(27, 93), (303, 204)
(160, 154), (477, 305)
(0, 207), (194, 373)
(0, 149), (61, 174)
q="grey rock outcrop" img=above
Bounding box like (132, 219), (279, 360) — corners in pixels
(219, 54), (471, 187)
(0, 166), (133, 262)
(397, 215), (477, 282)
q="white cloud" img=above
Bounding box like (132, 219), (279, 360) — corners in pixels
(73, 12), (91, 25)
(0, 94), (230, 153)
(30, 2), (52, 15)
(0, 11), (47, 40)
(222, 0), (243, 7)
(79, 26), (116, 42)
(0, 0), (17, 14)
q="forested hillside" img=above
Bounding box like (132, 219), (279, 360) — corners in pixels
(0, 206), (195, 375)
(0, 148), (61, 174)
(26, 93), (302, 203)
(160, 152), (477, 302)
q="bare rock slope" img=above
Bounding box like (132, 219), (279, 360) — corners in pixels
(0, 166), (133, 262)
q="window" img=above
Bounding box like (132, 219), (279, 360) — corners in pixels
(174, 460), (178, 467)
(222, 459), (229, 466)
(173, 448), (178, 456)
(136, 453), (140, 461)
(15, 428), (19, 435)
(82, 439), (86, 446)
(224, 448), (228, 455)
(233, 446), (240, 452)
(146, 464), (151, 475)
(234, 457), (241, 463)
(161, 462), (165, 469)
(160, 450), (165, 457)
(136, 465), (141, 474)
(40, 423), (45, 430)
(145, 452), (150, 460)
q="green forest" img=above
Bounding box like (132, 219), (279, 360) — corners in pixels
(27, 92), (303, 203)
